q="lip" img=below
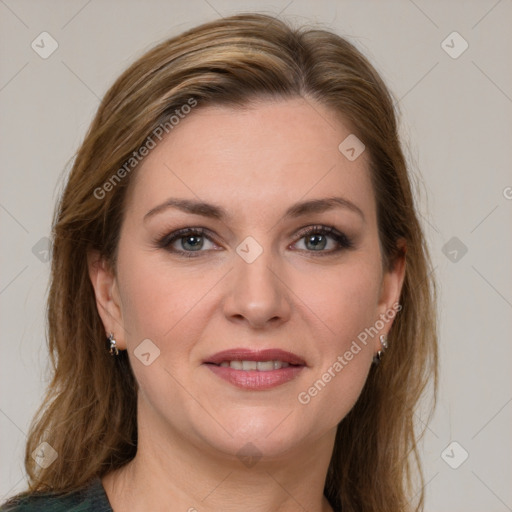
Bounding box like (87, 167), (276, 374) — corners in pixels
(203, 348), (307, 366)
(205, 364), (304, 390)
(203, 348), (307, 391)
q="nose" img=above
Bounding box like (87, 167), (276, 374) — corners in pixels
(222, 246), (292, 330)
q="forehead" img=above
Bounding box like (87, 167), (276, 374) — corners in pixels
(126, 97), (375, 224)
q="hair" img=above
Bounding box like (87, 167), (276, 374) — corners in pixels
(5, 12), (437, 512)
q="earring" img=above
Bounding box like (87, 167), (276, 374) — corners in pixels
(373, 334), (388, 365)
(108, 332), (119, 356)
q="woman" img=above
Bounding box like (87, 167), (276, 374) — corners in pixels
(2, 12), (437, 512)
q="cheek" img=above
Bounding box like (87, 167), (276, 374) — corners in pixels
(297, 255), (383, 349)
(116, 254), (212, 406)
(116, 249), (207, 346)
(292, 255), (382, 422)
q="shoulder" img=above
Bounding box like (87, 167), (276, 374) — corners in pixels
(0, 478), (113, 512)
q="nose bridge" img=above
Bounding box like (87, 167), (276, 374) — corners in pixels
(224, 235), (291, 327)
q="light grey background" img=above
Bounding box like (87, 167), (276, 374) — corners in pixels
(1, 1), (511, 510)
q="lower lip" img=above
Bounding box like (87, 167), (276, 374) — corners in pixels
(204, 364), (304, 390)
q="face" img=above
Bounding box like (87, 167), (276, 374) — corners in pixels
(89, 97), (405, 462)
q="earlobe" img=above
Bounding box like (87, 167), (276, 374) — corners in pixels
(87, 250), (126, 350)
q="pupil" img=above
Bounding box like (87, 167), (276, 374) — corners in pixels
(183, 235), (202, 251)
(307, 234), (326, 251)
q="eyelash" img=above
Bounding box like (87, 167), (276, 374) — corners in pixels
(156, 225), (354, 259)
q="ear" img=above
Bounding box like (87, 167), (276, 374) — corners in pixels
(87, 249), (126, 350)
(376, 240), (407, 340)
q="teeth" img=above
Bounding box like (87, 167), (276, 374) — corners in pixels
(218, 360), (291, 371)
(242, 360), (257, 370)
(257, 361), (274, 371)
(229, 360), (243, 370)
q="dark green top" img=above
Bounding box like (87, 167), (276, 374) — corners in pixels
(0, 478), (113, 512)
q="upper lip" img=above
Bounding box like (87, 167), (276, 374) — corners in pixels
(204, 348), (307, 366)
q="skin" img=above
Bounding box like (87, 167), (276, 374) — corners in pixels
(88, 96), (405, 512)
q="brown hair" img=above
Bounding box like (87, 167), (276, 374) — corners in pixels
(8, 13), (437, 512)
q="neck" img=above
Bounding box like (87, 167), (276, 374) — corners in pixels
(103, 402), (337, 512)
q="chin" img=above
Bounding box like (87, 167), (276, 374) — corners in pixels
(203, 432), (303, 464)
(190, 411), (318, 461)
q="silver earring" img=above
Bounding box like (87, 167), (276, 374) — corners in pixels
(108, 332), (119, 356)
(373, 334), (388, 365)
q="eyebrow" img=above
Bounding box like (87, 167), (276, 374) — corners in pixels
(143, 196), (365, 223)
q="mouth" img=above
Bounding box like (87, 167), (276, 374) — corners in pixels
(203, 348), (306, 390)
(203, 348), (307, 367)
(209, 360), (298, 371)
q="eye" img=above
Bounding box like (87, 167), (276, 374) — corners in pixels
(158, 227), (219, 257)
(157, 224), (354, 259)
(292, 225), (354, 254)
